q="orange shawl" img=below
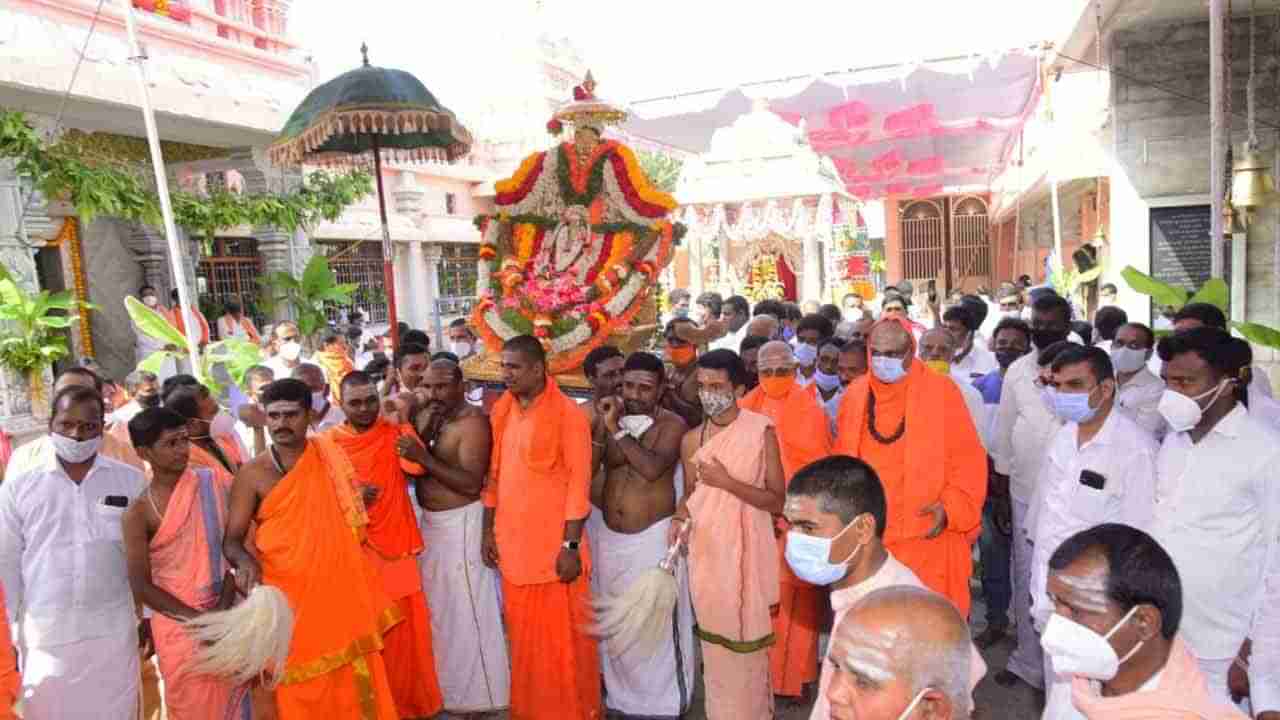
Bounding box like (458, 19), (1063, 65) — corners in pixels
(168, 306), (210, 345)
(687, 409), (780, 650)
(255, 436), (398, 685)
(324, 419), (424, 561)
(833, 318), (986, 543)
(1071, 638), (1248, 720)
(739, 382), (831, 481)
(0, 585), (17, 718)
(313, 350), (355, 403)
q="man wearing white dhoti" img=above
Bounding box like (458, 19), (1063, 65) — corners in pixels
(401, 358), (511, 713)
(589, 351), (693, 717)
(0, 386), (145, 719)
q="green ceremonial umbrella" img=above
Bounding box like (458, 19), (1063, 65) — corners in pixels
(268, 44), (473, 350)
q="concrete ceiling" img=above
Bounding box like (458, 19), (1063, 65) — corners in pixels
(1057, 0), (1280, 72)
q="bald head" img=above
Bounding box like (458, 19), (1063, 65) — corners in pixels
(757, 340), (795, 372)
(827, 586), (971, 719)
(746, 315), (779, 340)
(918, 327), (957, 363)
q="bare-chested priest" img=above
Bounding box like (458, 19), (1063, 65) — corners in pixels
(396, 358), (511, 715)
(590, 351), (693, 718)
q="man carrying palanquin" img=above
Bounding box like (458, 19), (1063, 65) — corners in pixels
(833, 317), (986, 616)
(223, 379), (399, 719)
(590, 351), (693, 718)
(323, 371), (443, 719)
(482, 335), (601, 720)
(397, 358), (510, 715)
(673, 349), (785, 720)
(122, 407), (250, 720)
(739, 340), (831, 702)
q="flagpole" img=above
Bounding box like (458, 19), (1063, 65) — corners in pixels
(120, 1), (203, 372)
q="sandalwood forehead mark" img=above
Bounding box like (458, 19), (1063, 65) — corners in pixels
(1054, 567), (1112, 614)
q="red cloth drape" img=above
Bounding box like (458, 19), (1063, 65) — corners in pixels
(776, 255), (798, 301)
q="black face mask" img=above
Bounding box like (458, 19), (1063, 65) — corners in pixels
(1031, 329), (1068, 351)
(994, 350), (1024, 370)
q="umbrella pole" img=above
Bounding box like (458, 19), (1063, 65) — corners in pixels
(370, 134), (400, 352)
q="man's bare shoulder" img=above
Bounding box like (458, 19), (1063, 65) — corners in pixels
(444, 409), (491, 435)
(654, 407), (689, 433)
(237, 452), (279, 493)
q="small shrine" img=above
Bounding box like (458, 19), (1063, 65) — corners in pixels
(671, 102), (858, 303)
(464, 74), (685, 386)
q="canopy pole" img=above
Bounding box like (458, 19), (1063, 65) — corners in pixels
(371, 134), (401, 352)
(1210, 0), (1227, 278)
(121, 1), (202, 370)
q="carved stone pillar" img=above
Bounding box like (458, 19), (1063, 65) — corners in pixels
(126, 224), (173, 296)
(0, 160), (51, 441)
(421, 244), (445, 345)
(405, 240), (431, 332)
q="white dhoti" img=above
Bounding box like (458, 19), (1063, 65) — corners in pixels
(594, 516), (695, 718)
(418, 500), (511, 713)
(21, 630), (139, 720)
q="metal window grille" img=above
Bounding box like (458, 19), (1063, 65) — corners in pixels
(319, 240), (389, 324)
(436, 244), (479, 316)
(900, 200), (945, 283)
(197, 237), (264, 335)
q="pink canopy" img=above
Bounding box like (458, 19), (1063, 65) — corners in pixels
(623, 48), (1043, 199)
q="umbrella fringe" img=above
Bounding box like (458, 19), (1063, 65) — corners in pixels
(268, 107), (474, 167)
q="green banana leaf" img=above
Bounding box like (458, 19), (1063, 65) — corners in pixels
(1120, 266), (1190, 309)
(1232, 321), (1280, 350)
(1188, 278), (1229, 310)
(124, 296), (189, 347)
(137, 350), (176, 376)
(203, 338), (263, 387)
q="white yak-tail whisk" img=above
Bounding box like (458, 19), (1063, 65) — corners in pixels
(590, 520), (689, 659)
(186, 585), (294, 687)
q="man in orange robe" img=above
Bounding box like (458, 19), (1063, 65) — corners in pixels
(739, 340), (830, 700)
(324, 371), (443, 719)
(166, 289), (210, 347)
(224, 378), (399, 719)
(481, 336), (601, 720)
(833, 318), (986, 615)
(312, 331), (355, 404)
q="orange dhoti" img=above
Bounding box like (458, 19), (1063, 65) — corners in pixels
(325, 419), (442, 719)
(255, 436), (400, 720)
(502, 576), (601, 720)
(741, 383), (831, 697)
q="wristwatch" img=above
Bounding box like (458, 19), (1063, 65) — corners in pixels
(562, 540), (581, 551)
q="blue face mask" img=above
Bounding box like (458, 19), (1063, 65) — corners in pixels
(871, 356), (907, 384)
(1049, 387), (1100, 424)
(785, 519), (863, 586)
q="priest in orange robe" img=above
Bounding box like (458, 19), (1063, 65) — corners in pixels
(739, 340), (830, 699)
(324, 371), (443, 719)
(481, 336), (601, 720)
(833, 318), (986, 615)
(223, 378), (399, 719)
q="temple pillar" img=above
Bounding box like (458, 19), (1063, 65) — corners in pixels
(802, 194), (829, 302)
(0, 160), (52, 442)
(421, 244), (445, 345)
(127, 224), (173, 296)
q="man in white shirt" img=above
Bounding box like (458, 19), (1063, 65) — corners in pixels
(1110, 323), (1165, 437)
(263, 321), (308, 381)
(944, 305), (997, 384)
(1091, 305), (1127, 354)
(1149, 327), (1280, 705)
(1251, 540), (1280, 720)
(1041, 524), (1247, 720)
(990, 292), (1075, 690)
(782, 456), (984, 720)
(106, 370), (160, 428)
(822, 339), (868, 436)
(292, 363), (346, 434)
(235, 365), (276, 457)
(813, 338), (844, 408)
(708, 295), (750, 353)
(1028, 346), (1159, 719)
(1147, 303), (1274, 399)
(446, 318), (479, 361)
(0, 385), (146, 719)
(918, 328), (988, 449)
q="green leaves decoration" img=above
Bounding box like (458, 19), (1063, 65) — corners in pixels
(258, 255), (357, 339)
(1119, 266), (1190, 309)
(0, 270), (96, 374)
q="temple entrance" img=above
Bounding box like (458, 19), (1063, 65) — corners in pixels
(197, 237), (263, 335)
(899, 196), (992, 293)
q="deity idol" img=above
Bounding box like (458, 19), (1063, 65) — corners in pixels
(470, 73), (685, 375)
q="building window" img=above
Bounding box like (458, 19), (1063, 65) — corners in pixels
(320, 240), (388, 324)
(444, 193), (457, 215)
(197, 237), (263, 335)
(436, 244), (479, 315)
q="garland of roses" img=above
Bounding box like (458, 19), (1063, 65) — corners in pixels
(473, 213), (687, 245)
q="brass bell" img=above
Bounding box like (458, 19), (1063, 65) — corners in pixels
(1230, 143), (1276, 221)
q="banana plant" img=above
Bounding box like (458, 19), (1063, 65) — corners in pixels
(0, 265), (96, 375)
(257, 255), (357, 339)
(125, 296), (262, 394)
(1120, 265), (1280, 349)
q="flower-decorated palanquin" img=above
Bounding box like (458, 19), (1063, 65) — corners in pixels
(469, 73), (685, 376)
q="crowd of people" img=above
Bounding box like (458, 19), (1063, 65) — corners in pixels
(0, 277), (1276, 720)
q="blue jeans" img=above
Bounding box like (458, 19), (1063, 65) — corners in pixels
(979, 497), (1012, 627)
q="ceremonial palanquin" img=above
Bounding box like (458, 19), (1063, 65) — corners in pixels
(470, 74), (685, 375)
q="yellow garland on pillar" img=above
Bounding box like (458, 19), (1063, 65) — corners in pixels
(51, 218), (94, 359)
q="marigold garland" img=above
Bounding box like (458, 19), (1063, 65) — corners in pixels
(53, 218), (94, 358)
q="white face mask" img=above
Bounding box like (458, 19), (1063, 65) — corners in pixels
(794, 342), (818, 368)
(814, 369), (841, 392)
(1110, 347), (1149, 374)
(1040, 605), (1144, 681)
(142, 295), (159, 308)
(1157, 381), (1228, 433)
(279, 341), (303, 362)
(449, 341), (473, 358)
(311, 391), (328, 413)
(896, 687), (931, 720)
(50, 433), (102, 464)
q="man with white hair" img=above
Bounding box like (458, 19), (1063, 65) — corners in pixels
(825, 585), (973, 720)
